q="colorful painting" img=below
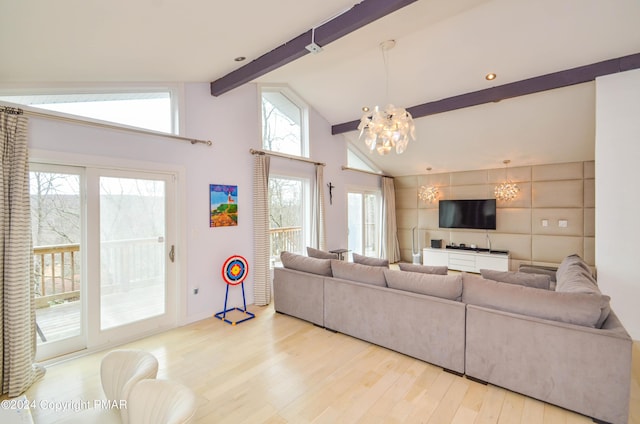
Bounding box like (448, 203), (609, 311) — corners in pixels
(210, 184), (238, 227)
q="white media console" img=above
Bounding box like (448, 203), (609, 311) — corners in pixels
(423, 247), (510, 273)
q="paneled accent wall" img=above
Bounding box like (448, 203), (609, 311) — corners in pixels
(394, 161), (595, 270)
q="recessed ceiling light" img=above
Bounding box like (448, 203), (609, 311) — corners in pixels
(485, 73), (497, 81)
(234, 56), (246, 62)
(362, 106), (370, 112)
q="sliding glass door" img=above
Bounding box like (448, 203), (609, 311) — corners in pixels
(31, 164), (85, 360)
(33, 163), (177, 360)
(98, 175), (169, 331)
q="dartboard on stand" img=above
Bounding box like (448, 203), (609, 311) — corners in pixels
(221, 255), (249, 286)
(215, 255), (255, 326)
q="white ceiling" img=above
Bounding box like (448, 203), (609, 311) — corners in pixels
(2, 0), (639, 176)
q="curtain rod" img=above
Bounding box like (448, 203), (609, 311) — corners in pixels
(341, 166), (392, 178)
(250, 148), (325, 166)
(0, 103), (212, 147)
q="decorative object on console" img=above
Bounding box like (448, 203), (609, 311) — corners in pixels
(494, 159), (520, 201)
(357, 40), (415, 155)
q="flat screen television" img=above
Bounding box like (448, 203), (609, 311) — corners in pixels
(438, 199), (496, 230)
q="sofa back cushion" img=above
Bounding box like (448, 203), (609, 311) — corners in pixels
(384, 269), (462, 301)
(398, 262), (448, 275)
(331, 260), (387, 287)
(352, 253), (389, 268)
(554, 254), (609, 327)
(462, 273), (610, 328)
(280, 251), (332, 276)
(480, 269), (551, 290)
(306, 246), (339, 260)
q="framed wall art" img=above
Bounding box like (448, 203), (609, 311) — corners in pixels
(210, 184), (238, 227)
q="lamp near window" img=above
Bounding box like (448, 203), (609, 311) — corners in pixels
(358, 40), (416, 155)
(494, 160), (520, 201)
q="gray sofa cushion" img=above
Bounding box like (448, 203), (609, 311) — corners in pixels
(331, 260), (387, 287)
(384, 269), (462, 301)
(280, 251), (332, 276)
(554, 254), (609, 327)
(462, 273), (611, 328)
(480, 269), (551, 290)
(556, 254), (598, 290)
(352, 252), (389, 268)
(306, 246), (339, 259)
(398, 262), (448, 275)
(518, 264), (558, 283)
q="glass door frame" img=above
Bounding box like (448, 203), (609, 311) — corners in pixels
(86, 167), (178, 348)
(31, 163), (87, 361)
(31, 151), (183, 361)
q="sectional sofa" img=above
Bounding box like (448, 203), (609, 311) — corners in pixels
(273, 252), (632, 424)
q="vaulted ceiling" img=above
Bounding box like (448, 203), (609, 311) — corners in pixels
(2, 0), (639, 176)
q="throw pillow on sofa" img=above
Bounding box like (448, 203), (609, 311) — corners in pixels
(306, 246), (339, 260)
(384, 269), (462, 301)
(398, 262), (448, 275)
(331, 260), (387, 287)
(280, 251), (332, 277)
(352, 253), (389, 268)
(462, 273), (610, 328)
(480, 269), (551, 290)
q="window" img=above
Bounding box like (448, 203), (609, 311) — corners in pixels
(269, 175), (310, 263)
(347, 144), (381, 174)
(348, 189), (381, 260)
(261, 86), (308, 157)
(0, 89), (178, 134)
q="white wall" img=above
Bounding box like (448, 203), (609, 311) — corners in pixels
(595, 68), (640, 340)
(25, 82), (380, 324)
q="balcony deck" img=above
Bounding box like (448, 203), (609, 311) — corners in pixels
(36, 282), (164, 344)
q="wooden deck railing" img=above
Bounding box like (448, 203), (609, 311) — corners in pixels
(269, 226), (302, 258)
(33, 238), (164, 308)
(33, 244), (80, 308)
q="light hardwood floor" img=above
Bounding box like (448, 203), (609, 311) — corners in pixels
(22, 305), (640, 423)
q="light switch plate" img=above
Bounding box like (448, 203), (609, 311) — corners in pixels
(542, 219), (549, 227)
(558, 219), (568, 228)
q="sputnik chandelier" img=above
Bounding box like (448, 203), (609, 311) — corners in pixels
(494, 159), (520, 201)
(357, 40), (416, 155)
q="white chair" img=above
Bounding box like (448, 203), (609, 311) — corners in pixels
(127, 379), (197, 424)
(100, 349), (159, 424)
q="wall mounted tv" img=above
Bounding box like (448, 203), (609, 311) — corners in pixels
(438, 199), (497, 230)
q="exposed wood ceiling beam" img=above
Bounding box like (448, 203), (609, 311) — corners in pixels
(332, 52), (640, 135)
(210, 0), (419, 97)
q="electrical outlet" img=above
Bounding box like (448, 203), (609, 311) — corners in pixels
(541, 219), (549, 227)
(558, 219), (568, 228)
(193, 288), (199, 295)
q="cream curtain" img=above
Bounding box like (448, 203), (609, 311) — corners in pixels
(311, 164), (327, 251)
(381, 176), (401, 263)
(252, 154), (271, 306)
(1, 108), (45, 397)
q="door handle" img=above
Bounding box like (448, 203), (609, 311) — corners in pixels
(169, 245), (175, 263)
